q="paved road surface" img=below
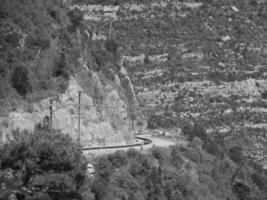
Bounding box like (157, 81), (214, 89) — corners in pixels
(83, 134), (176, 157)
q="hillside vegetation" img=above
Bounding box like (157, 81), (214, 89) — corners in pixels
(1, 128), (267, 200)
(72, 0), (267, 168)
(89, 139), (267, 200)
(1, 0), (267, 199)
(0, 0), (139, 146)
(66, 0), (267, 196)
(0, 0), (129, 114)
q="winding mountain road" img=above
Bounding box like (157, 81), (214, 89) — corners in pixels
(83, 131), (176, 156)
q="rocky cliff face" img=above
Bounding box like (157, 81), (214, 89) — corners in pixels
(0, 71), (136, 147)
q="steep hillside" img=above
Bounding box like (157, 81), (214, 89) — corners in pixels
(0, 0), (267, 199)
(70, 0), (267, 167)
(0, 0), (139, 146)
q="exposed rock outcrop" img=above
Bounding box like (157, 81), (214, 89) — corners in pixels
(0, 73), (135, 147)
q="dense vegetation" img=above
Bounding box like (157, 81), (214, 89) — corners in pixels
(0, 128), (91, 200)
(93, 0), (267, 168)
(0, 0), (74, 115)
(1, 127), (267, 200)
(0, 0), (124, 116)
(89, 134), (267, 200)
(1, 0), (267, 199)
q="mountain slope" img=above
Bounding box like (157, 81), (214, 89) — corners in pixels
(0, 0), (138, 146)
(70, 0), (267, 168)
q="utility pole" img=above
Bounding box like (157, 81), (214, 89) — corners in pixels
(131, 105), (135, 132)
(0, 131), (3, 146)
(128, 106), (131, 133)
(49, 99), (53, 129)
(78, 91), (81, 143)
(109, 21), (113, 41)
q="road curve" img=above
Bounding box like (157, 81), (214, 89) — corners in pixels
(83, 131), (176, 156)
(82, 136), (152, 151)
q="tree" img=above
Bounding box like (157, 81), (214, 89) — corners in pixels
(68, 8), (83, 29)
(53, 53), (70, 78)
(181, 120), (208, 142)
(11, 66), (32, 97)
(107, 150), (128, 168)
(232, 181), (251, 200)
(228, 146), (244, 165)
(0, 128), (88, 200)
(105, 39), (119, 53)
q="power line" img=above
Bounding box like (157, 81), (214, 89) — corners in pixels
(78, 91), (81, 143)
(37, 92), (148, 136)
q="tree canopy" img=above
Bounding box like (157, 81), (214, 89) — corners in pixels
(0, 128), (88, 200)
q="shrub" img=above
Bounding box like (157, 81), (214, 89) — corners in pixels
(175, 171), (191, 196)
(107, 150), (128, 168)
(53, 53), (70, 78)
(109, 170), (142, 197)
(0, 75), (6, 98)
(151, 147), (168, 163)
(181, 146), (202, 163)
(91, 178), (108, 200)
(147, 115), (158, 129)
(228, 147), (243, 165)
(181, 121), (208, 142)
(129, 154), (154, 178)
(101, 64), (116, 80)
(68, 8), (83, 29)
(11, 66), (31, 97)
(4, 32), (21, 47)
(232, 181), (251, 200)
(170, 190), (184, 200)
(250, 173), (266, 191)
(251, 0), (259, 6)
(57, 79), (69, 93)
(170, 145), (184, 168)
(190, 137), (204, 148)
(105, 39), (119, 53)
(147, 114), (177, 129)
(261, 90), (267, 99)
(198, 174), (216, 192)
(204, 140), (224, 157)
(94, 156), (114, 178)
(163, 168), (187, 199)
(126, 148), (140, 159)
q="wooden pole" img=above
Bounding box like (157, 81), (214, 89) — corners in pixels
(109, 21), (113, 41)
(49, 99), (53, 129)
(0, 131), (3, 146)
(131, 106), (134, 132)
(128, 106), (131, 133)
(78, 91), (81, 143)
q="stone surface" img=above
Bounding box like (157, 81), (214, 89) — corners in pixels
(0, 76), (135, 147)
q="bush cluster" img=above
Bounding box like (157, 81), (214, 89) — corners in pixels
(11, 66), (32, 97)
(0, 128), (88, 200)
(90, 144), (267, 200)
(68, 8), (83, 29)
(1, 129), (266, 200)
